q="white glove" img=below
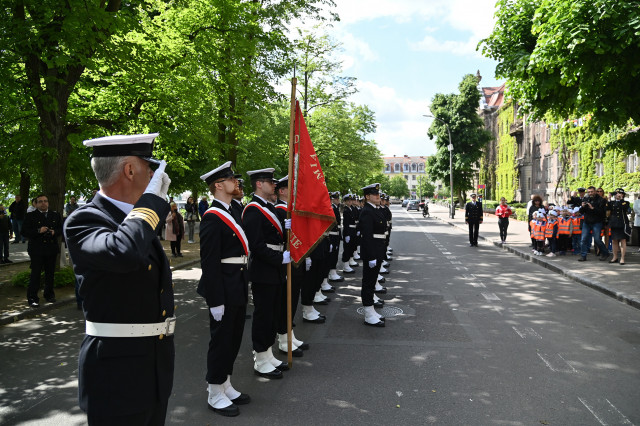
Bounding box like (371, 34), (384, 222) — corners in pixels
(282, 250), (291, 264)
(305, 257), (312, 271)
(329, 244), (333, 252)
(210, 305), (224, 321)
(345, 236), (350, 243)
(368, 260), (376, 268)
(284, 219), (292, 230)
(356, 231), (361, 236)
(143, 161), (171, 200)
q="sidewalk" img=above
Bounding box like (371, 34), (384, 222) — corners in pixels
(422, 204), (640, 309)
(0, 238), (201, 326)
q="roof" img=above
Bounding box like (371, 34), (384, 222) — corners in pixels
(480, 83), (505, 109)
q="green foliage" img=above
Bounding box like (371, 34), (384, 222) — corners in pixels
(12, 266), (76, 288)
(387, 176), (410, 198)
(495, 102), (519, 201)
(514, 208), (528, 221)
(480, 0), (640, 149)
(416, 178), (436, 199)
(427, 74), (493, 202)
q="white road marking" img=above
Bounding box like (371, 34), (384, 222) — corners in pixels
(481, 292), (500, 301)
(450, 261), (461, 264)
(471, 282), (486, 288)
(512, 326), (542, 339)
(461, 274), (477, 280)
(578, 397), (634, 425)
(537, 353), (578, 373)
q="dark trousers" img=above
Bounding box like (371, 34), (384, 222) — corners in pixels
(277, 266), (303, 334)
(301, 257), (324, 305)
(361, 258), (381, 306)
(207, 305), (246, 384)
(328, 236), (340, 269)
(12, 219), (24, 242)
(251, 282), (281, 352)
(88, 400), (168, 426)
(547, 237), (557, 253)
(498, 218), (509, 241)
(170, 240), (181, 255)
(27, 252), (56, 302)
(468, 222), (480, 245)
(341, 236), (355, 262)
(1, 234), (9, 260)
(557, 235), (569, 252)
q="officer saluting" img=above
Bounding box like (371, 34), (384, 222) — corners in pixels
(63, 133), (175, 425)
(359, 183), (387, 327)
(198, 162), (250, 417)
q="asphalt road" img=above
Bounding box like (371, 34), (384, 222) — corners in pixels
(1, 206), (639, 425)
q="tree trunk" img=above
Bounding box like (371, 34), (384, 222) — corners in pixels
(19, 169), (30, 205)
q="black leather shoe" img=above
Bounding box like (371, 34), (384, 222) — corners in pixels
(379, 270), (389, 275)
(343, 269), (355, 274)
(322, 287), (336, 293)
(364, 320), (385, 327)
(329, 277), (344, 282)
(208, 402), (240, 417)
(303, 316), (326, 324)
(378, 277), (386, 284)
(254, 369), (283, 379)
(280, 347), (304, 357)
(297, 342), (310, 350)
(313, 299), (328, 305)
(373, 301), (384, 308)
(231, 394), (251, 405)
(275, 362), (289, 371)
(374, 287), (387, 294)
(3, 259), (12, 263)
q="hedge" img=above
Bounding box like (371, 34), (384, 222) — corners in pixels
(12, 266), (76, 288)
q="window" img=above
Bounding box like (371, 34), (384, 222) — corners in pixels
(595, 162), (604, 177)
(528, 177), (531, 190)
(418, 163), (425, 172)
(411, 185), (416, 189)
(394, 163), (400, 173)
(626, 152), (638, 173)
(571, 151), (579, 178)
(403, 163), (409, 172)
(412, 175), (416, 180)
(411, 163), (417, 172)
(404, 175), (408, 180)
(544, 156), (552, 182)
(385, 164), (390, 173)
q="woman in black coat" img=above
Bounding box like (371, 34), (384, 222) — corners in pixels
(607, 188), (631, 264)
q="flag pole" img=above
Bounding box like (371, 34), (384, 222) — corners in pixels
(286, 76), (297, 368)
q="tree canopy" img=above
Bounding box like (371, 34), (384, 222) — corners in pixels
(387, 175), (410, 199)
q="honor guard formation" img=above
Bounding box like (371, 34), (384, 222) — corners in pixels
(63, 133), (396, 423)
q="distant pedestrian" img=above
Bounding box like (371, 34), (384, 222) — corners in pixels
(9, 195), (26, 243)
(166, 202), (184, 257)
(65, 196), (80, 217)
(199, 196), (209, 218)
(578, 186), (608, 262)
(21, 194), (62, 307)
(495, 197), (512, 244)
(607, 188), (631, 265)
(545, 210), (559, 257)
(464, 193), (483, 247)
(184, 196), (198, 243)
(528, 195), (543, 246)
(570, 207), (583, 255)
(26, 198), (37, 213)
(0, 205), (12, 263)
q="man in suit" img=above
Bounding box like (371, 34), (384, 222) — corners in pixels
(198, 162), (251, 417)
(465, 193), (483, 247)
(63, 133), (175, 425)
(242, 168), (291, 379)
(358, 183), (386, 327)
(22, 194), (62, 307)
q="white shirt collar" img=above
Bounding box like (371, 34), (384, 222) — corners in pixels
(367, 202), (378, 209)
(99, 190), (134, 215)
(215, 199), (230, 210)
(255, 194), (270, 205)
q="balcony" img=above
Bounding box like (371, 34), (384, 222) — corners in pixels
(509, 119), (523, 136)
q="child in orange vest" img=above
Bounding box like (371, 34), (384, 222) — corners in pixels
(532, 210), (547, 255)
(545, 210), (559, 257)
(570, 207), (583, 255)
(556, 208), (572, 255)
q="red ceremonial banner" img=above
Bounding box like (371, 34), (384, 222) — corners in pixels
(289, 101), (336, 265)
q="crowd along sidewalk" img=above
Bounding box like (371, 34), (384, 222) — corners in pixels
(0, 238), (201, 326)
(422, 204), (640, 310)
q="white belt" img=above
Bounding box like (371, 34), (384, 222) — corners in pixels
(373, 234), (386, 239)
(329, 231), (339, 235)
(323, 232), (330, 236)
(221, 255), (247, 264)
(388, 221), (392, 225)
(348, 225), (357, 228)
(86, 317), (176, 338)
(267, 244), (284, 252)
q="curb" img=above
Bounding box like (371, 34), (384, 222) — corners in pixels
(432, 215), (640, 311)
(0, 259), (201, 327)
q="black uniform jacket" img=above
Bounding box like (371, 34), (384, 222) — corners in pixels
(198, 200), (249, 308)
(330, 203), (342, 241)
(242, 196), (285, 285)
(382, 205), (392, 231)
(63, 192), (174, 416)
(465, 201), (484, 223)
(230, 199), (244, 224)
(358, 203), (387, 262)
(342, 205), (356, 240)
(22, 209), (62, 255)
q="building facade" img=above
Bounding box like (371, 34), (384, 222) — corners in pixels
(382, 155), (428, 193)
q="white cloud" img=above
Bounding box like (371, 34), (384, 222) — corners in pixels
(332, 0), (446, 24)
(410, 34), (482, 57)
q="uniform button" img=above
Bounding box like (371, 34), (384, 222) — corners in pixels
(159, 334), (164, 340)
(232, 233), (235, 237)
(240, 267), (244, 271)
(174, 305), (177, 310)
(161, 289), (164, 294)
(148, 264), (152, 271)
(172, 283), (175, 289)
(162, 310), (166, 316)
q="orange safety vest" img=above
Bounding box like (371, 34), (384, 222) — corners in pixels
(600, 227), (612, 237)
(557, 218), (571, 235)
(529, 220), (536, 239)
(571, 217), (582, 235)
(534, 221), (546, 241)
(545, 221), (557, 238)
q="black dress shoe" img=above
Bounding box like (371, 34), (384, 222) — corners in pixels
(231, 394), (251, 405)
(279, 347), (304, 357)
(364, 320), (385, 327)
(303, 316), (326, 324)
(208, 402), (240, 417)
(379, 269), (389, 275)
(254, 369), (283, 379)
(313, 299), (328, 305)
(329, 277), (344, 282)
(373, 301), (384, 308)
(374, 287), (387, 294)
(378, 277), (386, 284)
(275, 362), (289, 371)
(322, 287), (336, 293)
(3, 259), (12, 263)
(343, 269), (355, 274)
(297, 342), (310, 350)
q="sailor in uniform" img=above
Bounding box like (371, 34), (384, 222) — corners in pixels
(341, 194), (357, 274)
(325, 191), (343, 284)
(358, 183), (387, 327)
(465, 193), (483, 247)
(63, 133), (175, 425)
(230, 178), (245, 224)
(242, 168), (291, 379)
(273, 176), (309, 357)
(198, 162), (251, 416)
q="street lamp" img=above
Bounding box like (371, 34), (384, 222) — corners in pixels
(424, 114), (454, 218)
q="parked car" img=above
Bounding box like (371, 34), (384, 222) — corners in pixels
(401, 199), (410, 208)
(407, 200), (420, 211)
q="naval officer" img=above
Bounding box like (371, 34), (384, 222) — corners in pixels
(63, 133), (175, 425)
(198, 162), (251, 416)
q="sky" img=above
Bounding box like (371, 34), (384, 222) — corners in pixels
(297, 0), (504, 157)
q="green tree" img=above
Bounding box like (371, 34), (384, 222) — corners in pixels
(416, 178), (435, 200)
(387, 175), (410, 199)
(480, 0), (640, 152)
(426, 74), (492, 203)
